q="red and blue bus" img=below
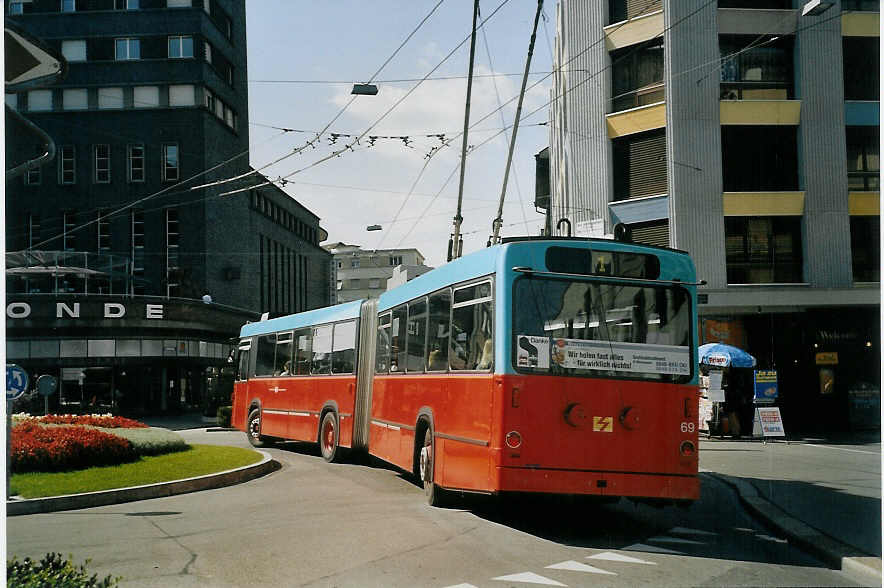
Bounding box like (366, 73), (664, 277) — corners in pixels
(231, 237), (700, 506)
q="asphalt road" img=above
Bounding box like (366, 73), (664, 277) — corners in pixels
(6, 429), (871, 587)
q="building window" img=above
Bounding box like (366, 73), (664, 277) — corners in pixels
(61, 0), (76, 12)
(843, 37), (879, 101)
(167, 0), (192, 6)
(389, 255), (402, 266)
(59, 145), (75, 184)
(25, 165), (41, 185)
(63, 211), (77, 251)
(611, 39), (664, 112)
(27, 90), (52, 111)
(163, 143), (179, 182)
(115, 38), (140, 60)
(725, 216), (803, 284)
(133, 86), (159, 108)
(168, 35), (194, 58)
(349, 279), (361, 289)
(721, 126), (798, 191)
(169, 84), (195, 106)
(5, 93), (17, 110)
(128, 144), (145, 182)
(204, 42), (212, 63)
(98, 87), (124, 109)
(116, 0), (139, 8)
(9, 2), (24, 14)
(368, 278), (380, 289)
(609, 0), (661, 23)
(851, 216), (880, 282)
(61, 40), (87, 62)
(97, 210), (110, 253)
(612, 129), (667, 201)
(28, 214), (41, 249)
(94, 144), (110, 183)
(166, 208), (180, 297)
(132, 210), (145, 293)
(204, 88), (215, 111)
(719, 35), (794, 100)
(841, 0), (880, 12)
(847, 127), (880, 191)
(350, 258), (360, 268)
(62, 88), (88, 110)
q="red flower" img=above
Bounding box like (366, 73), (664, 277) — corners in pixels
(10, 422), (138, 473)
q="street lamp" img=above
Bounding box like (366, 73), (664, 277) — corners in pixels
(801, 0), (834, 16)
(366, 224), (382, 231)
(351, 83), (379, 96)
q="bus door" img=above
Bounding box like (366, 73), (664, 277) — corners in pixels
(231, 338), (251, 431)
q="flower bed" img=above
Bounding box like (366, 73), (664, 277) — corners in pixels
(14, 413), (148, 429)
(11, 422), (138, 473)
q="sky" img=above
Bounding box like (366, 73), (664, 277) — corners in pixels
(244, 1), (556, 267)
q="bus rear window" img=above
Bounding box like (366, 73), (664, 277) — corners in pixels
(513, 277), (691, 382)
(545, 246), (660, 279)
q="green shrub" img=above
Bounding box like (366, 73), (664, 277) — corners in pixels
(216, 405), (232, 428)
(7, 552), (120, 587)
(102, 427), (188, 457)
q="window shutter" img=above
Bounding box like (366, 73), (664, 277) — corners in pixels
(630, 220), (669, 248)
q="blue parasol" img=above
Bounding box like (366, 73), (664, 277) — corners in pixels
(698, 343), (757, 368)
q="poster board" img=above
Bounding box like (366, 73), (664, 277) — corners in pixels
(754, 406), (786, 438)
(753, 370), (778, 404)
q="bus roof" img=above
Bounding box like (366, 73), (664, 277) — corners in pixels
(240, 299), (363, 338)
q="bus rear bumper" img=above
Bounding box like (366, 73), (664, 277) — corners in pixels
(496, 466), (699, 501)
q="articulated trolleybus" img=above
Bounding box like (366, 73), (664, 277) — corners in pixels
(231, 237), (700, 506)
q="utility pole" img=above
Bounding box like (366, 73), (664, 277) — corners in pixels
(449, 0), (480, 262)
(490, 0), (543, 246)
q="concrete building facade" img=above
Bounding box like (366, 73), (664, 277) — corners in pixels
(5, 0), (331, 416)
(325, 242), (431, 304)
(547, 0), (880, 431)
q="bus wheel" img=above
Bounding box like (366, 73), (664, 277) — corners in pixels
(420, 427), (446, 507)
(319, 411), (339, 463)
(247, 408), (272, 448)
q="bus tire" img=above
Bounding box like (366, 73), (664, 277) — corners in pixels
(247, 408), (272, 448)
(420, 427), (446, 507)
(319, 411), (339, 463)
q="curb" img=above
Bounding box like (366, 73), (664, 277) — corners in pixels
(7, 451), (280, 516)
(706, 472), (882, 584)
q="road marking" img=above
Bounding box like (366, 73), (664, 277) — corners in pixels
(669, 526), (718, 536)
(442, 584), (479, 588)
(804, 443), (880, 455)
(648, 536), (705, 546)
(546, 560), (616, 575)
(624, 543), (683, 555)
(492, 572), (567, 586)
(588, 552), (656, 565)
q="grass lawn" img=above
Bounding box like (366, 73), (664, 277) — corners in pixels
(10, 444), (263, 499)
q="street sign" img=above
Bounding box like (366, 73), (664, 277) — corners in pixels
(36, 374), (57, 397)
(754, 406), (786, 438)
(6, 364), (29, 401)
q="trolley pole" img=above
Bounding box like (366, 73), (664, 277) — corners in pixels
(449, 0), (480, 261)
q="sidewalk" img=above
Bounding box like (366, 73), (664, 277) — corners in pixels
(700, 432), (881, 582)
(141, 411), (216, 431)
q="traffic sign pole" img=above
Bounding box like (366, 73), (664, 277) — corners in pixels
(7, 364), (30, 499)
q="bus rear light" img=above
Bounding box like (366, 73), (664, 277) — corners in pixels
(505, 431), (522, 449)
(679, 440), (696, 457)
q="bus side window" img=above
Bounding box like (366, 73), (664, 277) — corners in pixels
(311, 324), (332, 375)
(274, 331), (293, 375)
(255, 334), (276, 376)
(406, 299), (427, 373)
(376, 313), (391, 373)
(332, 320), (357, 374)
(451, 281), (493, 371)
(427, 289), (450, 371)
(293, 328), (312, 375)
(390, 305), (407, 372)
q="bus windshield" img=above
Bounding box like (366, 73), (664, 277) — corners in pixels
(512, 277), (692, 382)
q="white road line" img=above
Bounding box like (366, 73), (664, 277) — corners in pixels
(648, 536), (706, 545)
(491, 572), (567, 586)
(804, 443), (880, 455)
(623, 543), (683, 555)
(546, 561), (616, 575)
(442, 584), (479, 588)
(588, 552), (656, 565)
